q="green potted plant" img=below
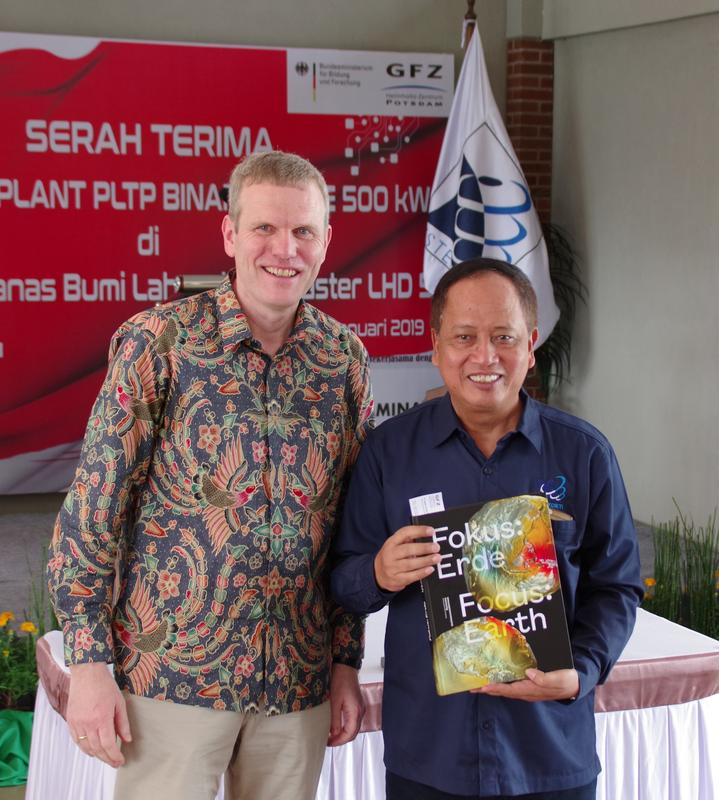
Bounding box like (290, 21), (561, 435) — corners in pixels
(0, 611), (39, 710)
(532, 223), (587, 399)
(642, 505), (719, 640)
(0, 611), (38, 787)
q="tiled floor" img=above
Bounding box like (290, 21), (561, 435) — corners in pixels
(0, 785), (25, 799)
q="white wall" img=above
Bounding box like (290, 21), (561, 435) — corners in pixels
(552, 12), (719, 524)
(543, 0), (719, 38)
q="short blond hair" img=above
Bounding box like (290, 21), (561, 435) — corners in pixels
(227, 150), (330, 228)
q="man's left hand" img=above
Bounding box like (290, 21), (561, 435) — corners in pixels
(472, 668), (579, 702)
(327, 663), (365, 746)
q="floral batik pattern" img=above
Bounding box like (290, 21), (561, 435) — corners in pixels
(48, 274), (373, 715)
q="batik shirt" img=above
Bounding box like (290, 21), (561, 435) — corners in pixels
(49, 274), (373, 715)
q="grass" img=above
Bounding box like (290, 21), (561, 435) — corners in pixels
(642, 503), (719, 640)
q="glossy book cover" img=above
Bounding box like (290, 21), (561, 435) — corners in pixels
(415, 495), (573, 696)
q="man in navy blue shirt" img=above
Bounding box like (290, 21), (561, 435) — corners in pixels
(331, 258), (643, 799)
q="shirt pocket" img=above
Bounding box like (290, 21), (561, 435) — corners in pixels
(550, 518), (577, 546)
(551, 519), (580, 619)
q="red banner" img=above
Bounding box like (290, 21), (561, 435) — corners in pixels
(0, 34), (451, 486)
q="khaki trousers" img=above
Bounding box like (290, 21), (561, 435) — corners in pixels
(114, 694), (331, 800)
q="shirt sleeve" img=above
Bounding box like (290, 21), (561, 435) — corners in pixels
(331, 430), (397, 617)
(570, 444), (644, 698)
(328, 333), (375, 668)
(47, 318), (167, 667)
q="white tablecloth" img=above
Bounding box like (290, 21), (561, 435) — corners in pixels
(25, 677), (119, 800)
(26, 608), (719, 800)
(595, 695), (718, 800)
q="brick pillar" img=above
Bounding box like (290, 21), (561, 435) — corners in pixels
(507, 38), (554, 401)
(506, 38), (554, 225)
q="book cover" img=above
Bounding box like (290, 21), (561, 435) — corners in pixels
(414, 495), (573, 696)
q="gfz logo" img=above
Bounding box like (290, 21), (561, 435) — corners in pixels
(386, 63), (443, 79)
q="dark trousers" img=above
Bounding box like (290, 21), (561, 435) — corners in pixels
(386, 772), (597, 800)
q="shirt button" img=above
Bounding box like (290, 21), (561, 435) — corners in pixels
(482, 466), (493, 476)
(482, 720), (493, 731)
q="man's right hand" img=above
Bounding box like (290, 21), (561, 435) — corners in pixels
(374, 525), (440, 592)
(67, 661), (132, 767)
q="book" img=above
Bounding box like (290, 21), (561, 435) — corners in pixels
(413, 495), (574, 696)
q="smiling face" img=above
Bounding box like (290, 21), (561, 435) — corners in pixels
(221, 181), (331, 325)
(431, 272), (538, 432)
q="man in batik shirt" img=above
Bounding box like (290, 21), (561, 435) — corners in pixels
(48, 151), (373, 800)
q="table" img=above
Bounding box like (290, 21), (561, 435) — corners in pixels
(592, 609), (719, 799)
(26, 608), (719, 800)
(322, 607), (719, 800)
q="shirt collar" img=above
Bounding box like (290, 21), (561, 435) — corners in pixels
(285, 301), (327, 348)
(429, 389), (543, 454)
(430, 393), (465, 447)
(214, 273), (254, 351)
(516, 390), (543, 454)
(213, 272), (326, 353)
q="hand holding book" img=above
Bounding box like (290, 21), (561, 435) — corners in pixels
(472, 666), (579, 702)
(374, 525), (440, 592)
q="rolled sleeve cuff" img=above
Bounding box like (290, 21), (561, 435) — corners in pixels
(573, 654), (601, 700)
(331, 553), (395, 615)
(331, 611), (365, 669)
(62, 619), (114, 667)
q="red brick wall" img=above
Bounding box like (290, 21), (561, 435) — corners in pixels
(506, 38), (554, 226)
(506, 39), (554, 402)
(523, 367), (543, 400)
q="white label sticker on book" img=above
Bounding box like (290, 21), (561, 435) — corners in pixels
(409, 492), (445, 517)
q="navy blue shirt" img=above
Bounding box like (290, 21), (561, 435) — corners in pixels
(331, 392), (643, 796)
